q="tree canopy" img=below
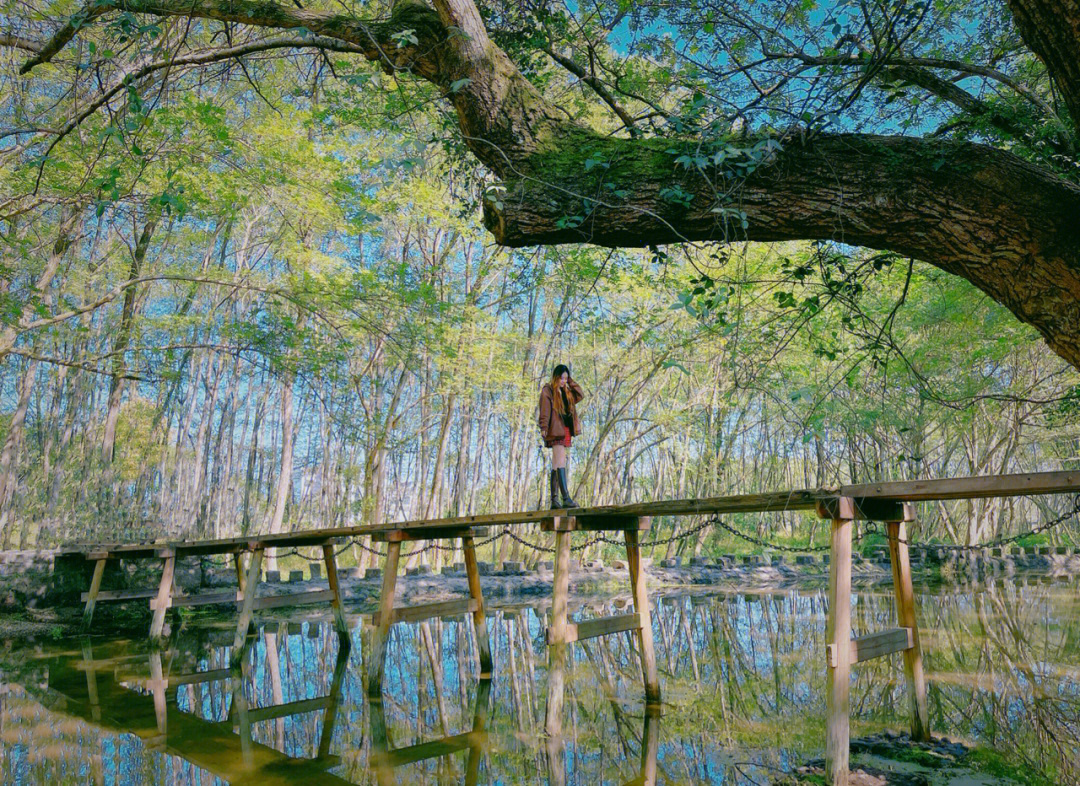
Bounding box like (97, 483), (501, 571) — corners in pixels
(6, 0), (1080, 365)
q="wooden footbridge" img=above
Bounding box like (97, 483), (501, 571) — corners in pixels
(60, 469), (1080, 786)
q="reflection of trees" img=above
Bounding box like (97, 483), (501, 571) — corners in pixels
(921, 580), (1080, 785)
(1, 583), (1077, 783)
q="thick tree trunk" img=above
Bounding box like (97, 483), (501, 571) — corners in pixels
(1007, 0), (1080, 131)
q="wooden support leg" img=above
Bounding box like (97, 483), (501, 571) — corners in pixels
(545, 725), (567, 786)
(82, 559), (106, 631)
(640, 705), (661, 786)
(368, 541), (401, 696)
(149, 650), (168, 735)
(149, 553), (176, 643)
(462, 534), (493, 678)
(229, 658), (254, 767)
(626, 529), (661, 706)
(322, 543), (350, 637)
(231, 548), (263, 664)
(233, 553), (246, 598)
(81, 639), (100, 722)
(545, 529), (572, 735)
(317, 644), (350, 759)
(887, 519), (930, 742)
(368, 696), (395, 786)
(465, 679), (493, 786)
(825, 512), (854, 786)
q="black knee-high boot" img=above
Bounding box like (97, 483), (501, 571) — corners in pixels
(556, 467), (578, 508)
(549, 470), (560, 509)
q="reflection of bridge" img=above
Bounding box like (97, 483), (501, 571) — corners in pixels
(19, 628), (660, 785)
(57, 469), (1080, 785)
(33, 637), (352, 784)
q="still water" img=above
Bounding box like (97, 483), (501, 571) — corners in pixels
(1, 578), (1078, 784)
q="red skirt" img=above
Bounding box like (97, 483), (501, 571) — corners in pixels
(546, 431), (572, 448)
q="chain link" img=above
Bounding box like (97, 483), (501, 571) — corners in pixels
(861, 493), (1080, 553)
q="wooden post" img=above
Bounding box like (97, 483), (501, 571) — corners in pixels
(462, 534), (493, 678)
(368, 541), (401, 695)
(545, 728), (567, 786)
(465, 678), (493, 786)
(824, 498), (854, 786)
(231, 547), (263, 664)
(149, 552), (176, 642)
(640, 706), (661, 786)
(545, 529), (572, 734)
(368, 696), (395, 786)
(317, 645), (350, 759)
(149, 650), (167, 734)
(887, 516), (930, 742)
(82, 558), (107, 631)
(81, 639), (100, 722)
(233, 553), (246, 598)
(625, 528), (661, 706)
(322, 543), (349, 637)
(229, 659), (254, 766)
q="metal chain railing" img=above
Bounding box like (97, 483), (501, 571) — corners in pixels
(112, 493), (1080, 566)
(860, 493), (1080, 553)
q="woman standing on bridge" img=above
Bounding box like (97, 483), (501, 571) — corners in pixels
(538, 364), (585, 509)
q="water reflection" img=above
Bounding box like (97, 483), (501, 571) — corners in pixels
(0, 578), (1077, 784)
(369, 679), (491, 785)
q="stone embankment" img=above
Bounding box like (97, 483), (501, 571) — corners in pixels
(0, 542), (1078, 615)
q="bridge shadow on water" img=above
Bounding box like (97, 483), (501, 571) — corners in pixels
(1, 579), (1079, 783)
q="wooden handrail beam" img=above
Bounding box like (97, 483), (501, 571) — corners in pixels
(826, 627), (914, 668)
(546, 612), (642, 645)
(541, 515), (651, 532)
(369, 598), (479, 627)
(372, 526), (489, 543)
(374, 730), (486, 768)
(244, 695), (332, 723)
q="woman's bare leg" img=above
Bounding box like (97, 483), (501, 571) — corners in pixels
(552, 444), (566, 469)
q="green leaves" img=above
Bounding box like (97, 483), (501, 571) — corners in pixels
(583, 152), (610, 172)
(390, 28), (420, 46)
(660, 184), (694, 208)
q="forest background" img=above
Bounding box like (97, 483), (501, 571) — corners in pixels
(3, 0), (1080, 568)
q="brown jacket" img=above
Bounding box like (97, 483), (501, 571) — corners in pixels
(538, 380), (584, 446)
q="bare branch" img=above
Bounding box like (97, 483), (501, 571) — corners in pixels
(0, 33), (41, 53)
(543, 46), (637, 133)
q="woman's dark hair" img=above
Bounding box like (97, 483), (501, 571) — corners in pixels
(552, 363), (570, 378)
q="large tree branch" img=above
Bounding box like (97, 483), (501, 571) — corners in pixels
(1007, 0), (1080, 131)
(482, 133), (1080, 368)
(884, 64), (1072, 154)
(764, 47), (1074, 155)
(24, 0), (574, 172)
